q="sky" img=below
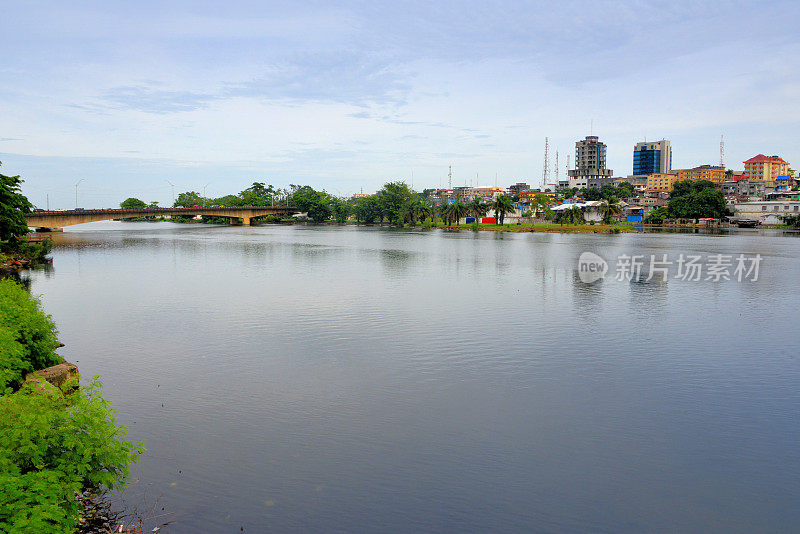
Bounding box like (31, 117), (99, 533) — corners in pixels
(1, 0), (799, 209)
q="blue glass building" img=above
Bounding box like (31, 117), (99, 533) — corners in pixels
(633, 140), (672, 175)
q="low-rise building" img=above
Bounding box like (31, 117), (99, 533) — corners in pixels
(722, 179), (767, 197)
(587, 176), (617, 189)
(615, 175), (649, 192)
(734, 200), (800, 224)
(674, 165), (726, 184)
(508, 182), (530, 194)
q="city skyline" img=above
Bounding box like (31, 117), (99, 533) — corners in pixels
(2, 1), (799, 208)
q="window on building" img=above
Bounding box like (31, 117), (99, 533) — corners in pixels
(762, 206), (767, 211)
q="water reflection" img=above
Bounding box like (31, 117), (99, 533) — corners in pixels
(23, 221), (800, 533)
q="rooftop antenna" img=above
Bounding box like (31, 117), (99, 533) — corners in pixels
(590, 119), (593, 136)
(720, 134), (725, 167)
(542, 137), (550, 189)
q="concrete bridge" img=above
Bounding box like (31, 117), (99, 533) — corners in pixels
(25, 206), (299, 231)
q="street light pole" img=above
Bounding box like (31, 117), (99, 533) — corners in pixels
(166, 180), (175, 205)
(74, 179), (83, 209)
(203, 183), (210, 199)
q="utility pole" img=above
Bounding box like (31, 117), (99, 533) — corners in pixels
(74, 179), (83, 209)
(719, 134), (725, 168)
(203, 183), (210, 198)
(46, 194), (49, 211)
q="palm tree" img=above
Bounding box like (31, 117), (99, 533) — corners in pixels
(438, 202), (453, 225)
(467, 196), (489, 223)
(417, 199), (434, 223)
(450, 198), (469, 225)
(598, 198), (622, 224)
(491, 194), (515, 225)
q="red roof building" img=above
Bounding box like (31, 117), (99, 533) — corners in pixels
(743, 154), (790, 182)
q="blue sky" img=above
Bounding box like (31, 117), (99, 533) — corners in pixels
(1, 0), (799, 208)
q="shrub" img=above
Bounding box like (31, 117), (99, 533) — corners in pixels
(0, 379), (144, 533)
(420, 218), (433, 230)
(13, 239), (53, 261)
(0, 279), (61, 392)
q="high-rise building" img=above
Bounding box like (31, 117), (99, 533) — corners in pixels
(743, 154), (790, 182)
(633, 140), (672, 175)
(567, 136), (613, 189)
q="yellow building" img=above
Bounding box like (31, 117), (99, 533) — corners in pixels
(674, 165), (726, 184)
(743, 154), (790, 182)
(645, 173), (680, 193)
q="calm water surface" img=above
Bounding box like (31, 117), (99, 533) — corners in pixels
(26, 222), (800, 533)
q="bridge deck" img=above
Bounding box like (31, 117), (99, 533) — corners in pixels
(25, 206), (299, 229)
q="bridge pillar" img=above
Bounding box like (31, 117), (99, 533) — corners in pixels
(242, 217), (251, 226)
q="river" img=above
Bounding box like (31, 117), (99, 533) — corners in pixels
(26, 221), (800, 533)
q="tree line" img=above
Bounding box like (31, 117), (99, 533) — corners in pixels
(123, 181), (551, 226)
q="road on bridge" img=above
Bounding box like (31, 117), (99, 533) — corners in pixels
(25, 206), (299, 230)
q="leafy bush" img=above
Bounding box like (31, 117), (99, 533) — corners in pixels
(0, 379), (144, 533)
(0, 279), (61, 392)
(11, 239), (52, 261)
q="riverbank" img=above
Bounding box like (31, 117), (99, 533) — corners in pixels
(0, 278), (144, 533)
(412, 222), (636, 233)
(0, 236), (53, 272)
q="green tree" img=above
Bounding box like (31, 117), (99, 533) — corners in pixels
(119, 198), (147, 209)
(554, 205), (585, 225)
(668, 180), (726, 219)
(583, 187), (603, 201)
(467, 196), (489, 222)
(616, 182), (634, 199)
(529, 193), (552, 218)
(174, 191), (206, 207)
(491, 194), (515, 225)
(353, 196), (383, 224)
(644, 206), (668, 224)
(330, 197), (351, 223)
(377, 182), (415, 224)
(598, 199), (623, 224)
(450, 198), (469, 225)
(438, 202), (452, 225)
(0, 379), (144, 533)
(0, 163), (32, 243)
(290, 186), (332, 223)
(0, 279), (144, 533)
(0, 280), (61, 392)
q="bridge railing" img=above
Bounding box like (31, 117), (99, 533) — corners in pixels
(29, 206), (297, 215)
